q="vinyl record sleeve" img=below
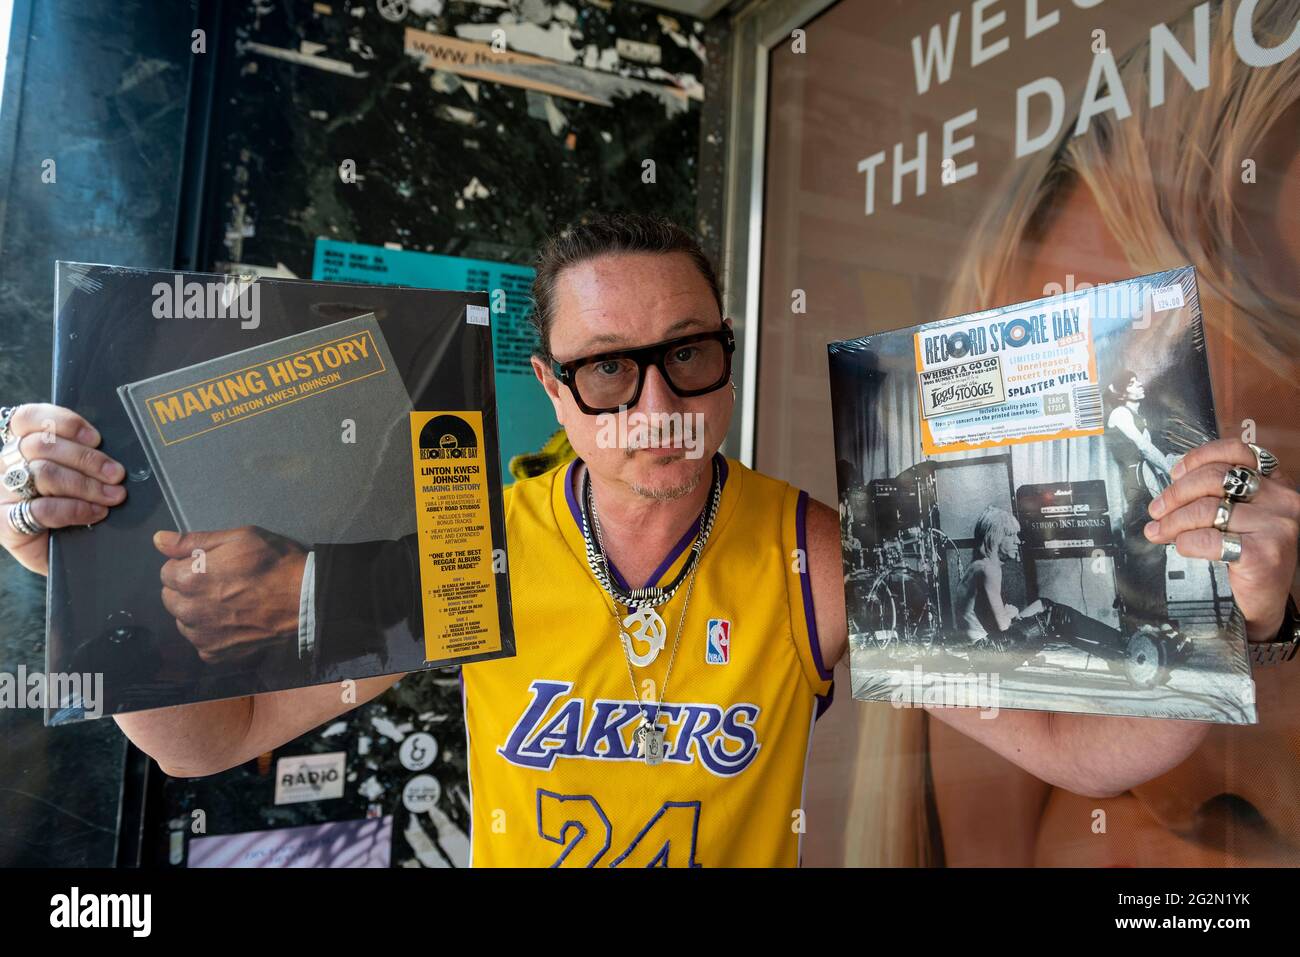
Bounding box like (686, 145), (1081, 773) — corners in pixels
(828, 266), (1255, 724)
(45, 263), (516, 724)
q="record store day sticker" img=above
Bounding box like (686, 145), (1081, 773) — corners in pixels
(913, 295), (1101, 454)
(409, 410), (502, 662)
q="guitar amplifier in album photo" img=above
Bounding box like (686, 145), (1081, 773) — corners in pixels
(44, 263), (516, 725)
(828, 266), (1255, 724)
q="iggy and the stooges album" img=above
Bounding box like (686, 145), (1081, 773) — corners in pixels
(828, 267), (1255, 725)
(44, 263), (516, 725)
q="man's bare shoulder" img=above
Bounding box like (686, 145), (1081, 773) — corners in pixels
(804, 496), (840, 541)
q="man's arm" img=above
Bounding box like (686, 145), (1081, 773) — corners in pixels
(804, 496), (1209, 798)
(1109, 406), (1174, 473)
(806, 498), (848, 666)
(980, 563), (1017, 632)
(113, 673), (403, 778)
(928, 712), (1053, 866)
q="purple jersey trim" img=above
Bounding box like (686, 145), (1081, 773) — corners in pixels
(796, 489), (834, 684)
(815, 681), (835, 721)
(563, 454), (728, 590)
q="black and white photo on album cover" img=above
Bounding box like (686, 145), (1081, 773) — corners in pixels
(828, 267), (1255, 725)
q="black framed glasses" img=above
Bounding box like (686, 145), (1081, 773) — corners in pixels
(551, 325), (736, 415)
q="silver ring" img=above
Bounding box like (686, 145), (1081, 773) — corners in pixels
(1, 437), (24, 471)
(1212, 497), (1234, 532)
(7, 499), (42, 536)
(1222, 465), (1261, 503)
(0, 406), (16, 445)
(2, 463), (36, 500)
(1219, 531), (1243, 563)
(1, 438), (36, 500)
(20, 499), (42, 534)
(17, 499), (41, 534)
(1247, 443), (1279, 477)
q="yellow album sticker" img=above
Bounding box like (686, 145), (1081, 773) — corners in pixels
(408, 410), (502, 662)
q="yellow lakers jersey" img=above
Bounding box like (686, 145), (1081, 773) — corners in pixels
(461, 454), (834, 867)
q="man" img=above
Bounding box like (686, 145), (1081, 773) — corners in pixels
(1105, 368), (1178, 627)
(3, 214), (1297, 867)
(955, 505), (1044, 650)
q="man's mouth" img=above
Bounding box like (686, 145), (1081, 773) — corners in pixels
(627, 445), (687, 458)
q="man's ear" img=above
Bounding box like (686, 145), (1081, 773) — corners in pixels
(531, 354), (567, 420)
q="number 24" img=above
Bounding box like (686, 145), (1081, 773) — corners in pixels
(537, 790), (702, 868)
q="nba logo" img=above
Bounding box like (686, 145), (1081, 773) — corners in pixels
(706, 619), (731, 665)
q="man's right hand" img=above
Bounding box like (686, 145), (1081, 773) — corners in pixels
(154, 526), (308, 666)
(0, 403), (125, 575)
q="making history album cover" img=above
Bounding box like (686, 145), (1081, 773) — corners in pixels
(828, 266), (1255, 724)
(45, 263), (515, 725)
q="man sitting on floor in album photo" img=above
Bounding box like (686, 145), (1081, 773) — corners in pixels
(2, 215), (1297, 866)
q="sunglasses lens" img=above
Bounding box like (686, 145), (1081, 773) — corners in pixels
(663, 338), (727, 393)
(567, 334), (730, 412)
(573, 356), (640, 410)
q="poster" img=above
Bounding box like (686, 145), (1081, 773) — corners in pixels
(187, 817), (393, 868)
(758, 0), (1300, 868)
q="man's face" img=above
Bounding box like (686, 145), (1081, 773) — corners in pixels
(998, 523), (1021, 561)
(532, 251), (733, 500)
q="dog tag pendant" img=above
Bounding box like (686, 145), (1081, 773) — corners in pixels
(636, 722), (666, 766)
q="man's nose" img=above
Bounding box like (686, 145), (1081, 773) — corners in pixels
(633, 364), (680, 412)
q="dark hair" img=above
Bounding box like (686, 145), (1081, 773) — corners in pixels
(529, 213), (723, 360)
(1104, 367), (1139, 407)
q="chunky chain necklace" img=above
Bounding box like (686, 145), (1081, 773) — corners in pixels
(578, 459), (722, 764)
(581, 457), (721, 614)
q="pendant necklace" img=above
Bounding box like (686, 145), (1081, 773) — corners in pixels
(622, 556), (700, 765)
(579, 460), (721, 765)
(580, 457), (721, 667)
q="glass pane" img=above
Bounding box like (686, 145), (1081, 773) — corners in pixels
(759, 0), (1300, 867)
